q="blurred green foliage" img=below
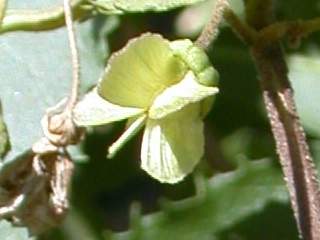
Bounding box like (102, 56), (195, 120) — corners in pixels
(1, 0), (320, 240)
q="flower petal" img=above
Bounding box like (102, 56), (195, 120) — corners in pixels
(141, 104), (204, 183)
(73, 89), (144, 126)
(148, 71), (219, 119)
(107, 114), (147, 158)
(98, 33), (187, 108)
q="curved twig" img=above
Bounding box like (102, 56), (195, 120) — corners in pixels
(64, 0), (80, 110)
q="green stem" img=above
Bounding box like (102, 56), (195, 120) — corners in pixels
(0, 0), (87, 34)
(107, 115), (147, 159)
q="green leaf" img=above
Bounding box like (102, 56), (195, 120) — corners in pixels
(0, 220), (34, 240)
(288, 54), (320, 138)
(111, 160), (290, 240)
(7, 0), (56, 8)
(0, 101), (10, 159)
(0, 8), (113, 162)
(89, 0), (207, 14)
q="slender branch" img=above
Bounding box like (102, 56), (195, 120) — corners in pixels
(240, 1), (320, 239)
(216, 4), (318, 49)
(0, 0), (87, 34)
(223, 8), (257, 45)
(64, 0), (80, 110)
(224, 1), (320, 239)
(195, 0), (229, 50)
(251, 45), (320, 239)
(258, 17), (320, 46)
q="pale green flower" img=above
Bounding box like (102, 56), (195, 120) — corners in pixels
(74, 33), (219, 183)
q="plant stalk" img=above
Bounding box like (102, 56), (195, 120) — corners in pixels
(220, 1), (320, 238)
(195, 0), (229, 50)
(245, 1), (320, 239)
(64, 0), (80, 110)
(251, 44), (320, 239)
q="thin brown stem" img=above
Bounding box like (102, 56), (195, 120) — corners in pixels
(195, 0), (229, 50)
(258, 17), (320, 46)
(223, 8), (257, 45)
(247, 1), (320, 239)
(225, 12), (320, 48)
(224, 1), (320, 238)
(251, 45), (320, 239)
(64, 0), (80, 110)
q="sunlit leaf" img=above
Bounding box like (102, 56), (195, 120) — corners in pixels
(0, 12), (111, 162)
(89, 0), (207, 14)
